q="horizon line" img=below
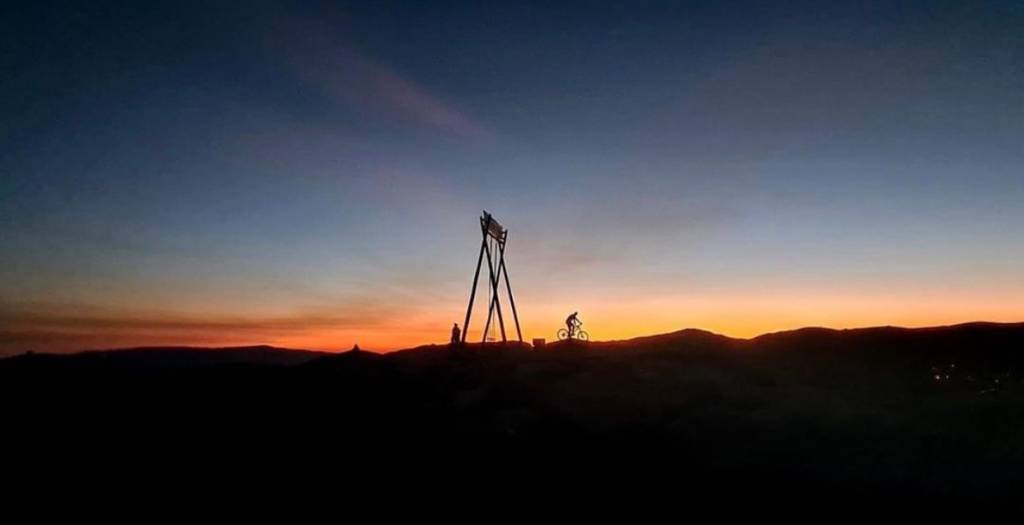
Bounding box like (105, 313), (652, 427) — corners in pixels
(7, 319), (1023, 358)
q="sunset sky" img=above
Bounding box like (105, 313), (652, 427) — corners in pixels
(2, 1), (1023, 354)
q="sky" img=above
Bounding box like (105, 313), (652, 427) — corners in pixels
(2, 1), (1023, 354)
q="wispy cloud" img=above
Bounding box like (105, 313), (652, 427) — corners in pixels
(274, 17), (488, 139)
(0, 298), (449, 355)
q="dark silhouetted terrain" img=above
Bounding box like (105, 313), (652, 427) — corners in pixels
(4, 323), (1024, 506)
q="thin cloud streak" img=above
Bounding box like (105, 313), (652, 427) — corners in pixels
(274, 17), (489, 139)
(0, 299), (437, 355)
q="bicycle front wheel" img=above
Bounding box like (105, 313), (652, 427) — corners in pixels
(576, 330), (589, 342)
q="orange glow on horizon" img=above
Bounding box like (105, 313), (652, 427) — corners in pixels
(2, 289), (1021, 355)
(199, 291), (1024, 352)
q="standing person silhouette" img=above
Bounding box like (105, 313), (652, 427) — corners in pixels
(565, 312), (580, 338)
(451, 323), (461, 345)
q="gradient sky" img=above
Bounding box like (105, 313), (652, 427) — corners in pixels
(2, 1), (1023, 354)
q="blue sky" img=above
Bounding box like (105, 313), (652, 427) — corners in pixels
(2, 1), (1022, 353)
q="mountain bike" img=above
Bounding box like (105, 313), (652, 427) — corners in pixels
(557, 325), (589, 342)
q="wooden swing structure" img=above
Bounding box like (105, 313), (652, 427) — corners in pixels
(461, 211), (523, 344)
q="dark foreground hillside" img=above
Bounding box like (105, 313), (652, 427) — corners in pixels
(3, 323), (1024, 506)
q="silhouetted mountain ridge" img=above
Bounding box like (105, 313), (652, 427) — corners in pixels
(581, 328), (740, 352)
(3, 321), (1023, 366)
(4, 344), (328, 367)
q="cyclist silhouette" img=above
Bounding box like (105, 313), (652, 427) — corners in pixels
(557, 312), (588, 341)
(565, 312), (580, 337)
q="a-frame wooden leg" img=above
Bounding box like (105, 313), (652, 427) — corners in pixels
(499, 244), (522, 342)
(461, 236), (487, 344)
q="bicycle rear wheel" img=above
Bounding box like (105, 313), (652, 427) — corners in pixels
(557, 328), (570, 340)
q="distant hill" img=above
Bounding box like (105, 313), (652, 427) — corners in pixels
(2, 344), (328, 368)
(747, 322), (1024, 365)
(574, 327), (742, 353)
(385, 321), (1024, 361)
